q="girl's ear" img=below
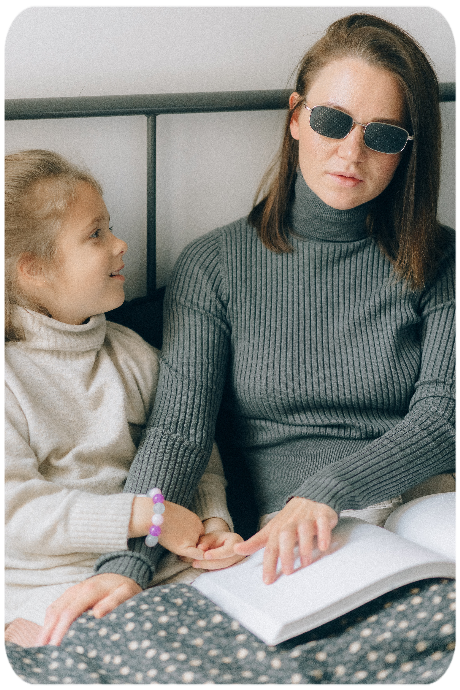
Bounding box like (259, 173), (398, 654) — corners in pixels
(289, 92), (302, 141)
(17, 253), (49, 292)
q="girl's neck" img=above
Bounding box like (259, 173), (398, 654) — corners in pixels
(10, 305), (106, 352)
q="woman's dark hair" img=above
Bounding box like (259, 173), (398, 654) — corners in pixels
(249, 13), (447, 289)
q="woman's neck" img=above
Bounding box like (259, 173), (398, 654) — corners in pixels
(290, 171), (372, 242)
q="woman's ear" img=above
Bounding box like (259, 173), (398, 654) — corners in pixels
(289, 92), (302, 141)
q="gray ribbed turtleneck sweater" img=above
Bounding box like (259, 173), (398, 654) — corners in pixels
(96, 172), (455, 588)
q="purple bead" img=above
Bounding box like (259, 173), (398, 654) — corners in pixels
(149, 525), (162, 537)
(152, 493), (164, 504)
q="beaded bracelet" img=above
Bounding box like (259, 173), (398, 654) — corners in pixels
(144, 487), (165, 547)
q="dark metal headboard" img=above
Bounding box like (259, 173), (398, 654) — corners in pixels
(5, 83), (456, 300)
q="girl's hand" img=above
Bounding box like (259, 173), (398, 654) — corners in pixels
(234, 497), (338, 584)
(35, 573), (142, 647)
(129, 496), (205, 561)
(158, 501), (205, 561)
(191, 517), (245, 570)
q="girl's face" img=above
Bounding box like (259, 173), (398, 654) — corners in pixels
(289, 57), (407, 210)
(40, 182), (127, 325)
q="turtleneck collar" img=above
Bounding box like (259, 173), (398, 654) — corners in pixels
(11, 307), (107, 353)
(290, 170), (373, 242)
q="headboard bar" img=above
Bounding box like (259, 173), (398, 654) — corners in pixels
(439, 81), (460, 102)
(147, 115), (157, 297)
(5, 83), (455, 120)
(5, 90), (295, 120)
(6, 83), (456, 298)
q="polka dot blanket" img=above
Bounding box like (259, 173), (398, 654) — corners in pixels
(6, 577), (455, 684)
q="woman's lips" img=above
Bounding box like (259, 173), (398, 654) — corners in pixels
(328, 173), (363, 187)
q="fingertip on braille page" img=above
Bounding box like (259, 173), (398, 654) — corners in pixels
(144, 488), (165, 547)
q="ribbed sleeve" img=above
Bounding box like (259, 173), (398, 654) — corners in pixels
(96, 231), (232, 582)
(292, 240), (455, 511)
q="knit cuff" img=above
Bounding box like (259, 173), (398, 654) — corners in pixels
(68, 493), (134, 553)
(94, 551), (155, 590)
(293, 411), (455, 513)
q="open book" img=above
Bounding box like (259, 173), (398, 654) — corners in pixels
(193, 492), (455, 645)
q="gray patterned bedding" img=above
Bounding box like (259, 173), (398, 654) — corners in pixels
(6, 577), (455, 684)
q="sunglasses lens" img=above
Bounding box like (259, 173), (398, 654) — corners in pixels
(309, 106), (352, 139)
(364, 122), (409, 153)
(364, 123), (409, 154)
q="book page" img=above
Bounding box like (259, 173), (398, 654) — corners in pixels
(193, 517), (454, 644)
(384, 492), (455, 560)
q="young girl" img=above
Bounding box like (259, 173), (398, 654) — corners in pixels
(5, 149), (243, 647)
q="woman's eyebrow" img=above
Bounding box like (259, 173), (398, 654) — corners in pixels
(371, 116), (406, 126)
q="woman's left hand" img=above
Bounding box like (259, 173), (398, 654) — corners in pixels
(234, 497), (338, 584)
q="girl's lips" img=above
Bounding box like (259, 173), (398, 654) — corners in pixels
(110, 267), (125, 281)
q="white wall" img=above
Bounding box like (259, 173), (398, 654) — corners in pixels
(5, 6), (456, 298)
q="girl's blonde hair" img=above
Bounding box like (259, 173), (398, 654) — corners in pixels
(5, 149), (103, 342)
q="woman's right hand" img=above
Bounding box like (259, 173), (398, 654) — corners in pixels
(129, 496), (205, 561)
(234, 496), (338, 584)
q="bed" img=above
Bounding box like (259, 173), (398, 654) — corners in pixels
(5, 87), (456, 684)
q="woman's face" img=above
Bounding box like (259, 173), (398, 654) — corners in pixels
(290, 57), (407, 210)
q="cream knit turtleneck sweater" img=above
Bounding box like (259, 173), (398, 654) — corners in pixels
(5, 307), (232, 625)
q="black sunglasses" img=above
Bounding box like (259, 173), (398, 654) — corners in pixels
(304, 104), (414, 154)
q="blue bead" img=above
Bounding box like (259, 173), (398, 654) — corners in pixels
(145, 534), (159, 547)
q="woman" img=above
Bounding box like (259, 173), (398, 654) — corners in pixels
(39, 13), (454, 645)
